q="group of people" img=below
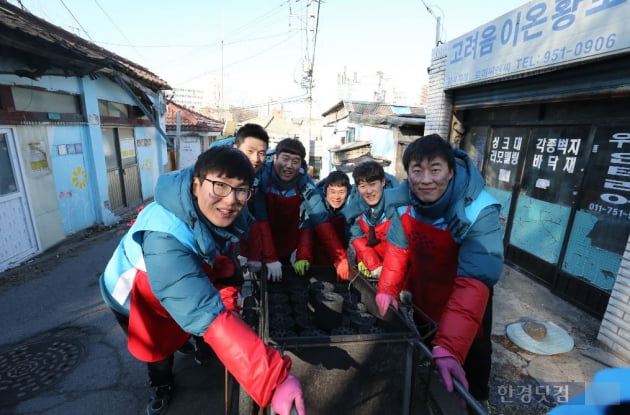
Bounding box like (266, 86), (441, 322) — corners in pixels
(99, 123), (504, 415)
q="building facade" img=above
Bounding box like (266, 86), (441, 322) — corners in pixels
(165, 102), (224, 170)
(425, 0), (630, 361)
(0, 3), (170, 272)
(321, 100), (425, 181)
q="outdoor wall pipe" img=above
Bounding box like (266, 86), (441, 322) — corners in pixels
(112, 72), (173, 148)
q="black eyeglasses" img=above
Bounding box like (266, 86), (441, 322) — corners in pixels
(203, 178), (252, 202)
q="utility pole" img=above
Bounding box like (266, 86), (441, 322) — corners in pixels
(420, 0), (443, 46)
(302, 0), (320, 165)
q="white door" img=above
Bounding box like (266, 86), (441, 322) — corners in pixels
(0, 129), (38, 272)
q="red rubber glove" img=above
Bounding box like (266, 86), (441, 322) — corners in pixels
(271, 373), (306, 415)
(335, 258), (350, 280)
(433, 346), (469, 393)
(203, 311), (291, 408)
(375, 293), (398, 316)
(217, 285), (240, 312)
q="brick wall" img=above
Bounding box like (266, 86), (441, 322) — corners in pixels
(425, 44), (452, 138)
(598, 237), (630, 361)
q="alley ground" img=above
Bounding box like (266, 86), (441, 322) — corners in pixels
(0, 219), (626, 415)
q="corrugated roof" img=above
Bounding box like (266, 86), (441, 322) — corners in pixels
(0, 1), (170, 91)
(321, 99), (425, 118)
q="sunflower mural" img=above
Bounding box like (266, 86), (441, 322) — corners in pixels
(143, 158), (153, 173)
(71, 166), (87, 189)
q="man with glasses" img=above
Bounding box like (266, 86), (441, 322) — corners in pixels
(250, 138), (350, 281)
(99, 146), (305, 415)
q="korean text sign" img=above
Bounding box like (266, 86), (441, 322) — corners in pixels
(445, 0), (630, 88)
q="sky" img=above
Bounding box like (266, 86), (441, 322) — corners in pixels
(9, 0), (529, 117)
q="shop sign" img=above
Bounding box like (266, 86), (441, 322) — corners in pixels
(486, 128), (527, 191)
(581, 127), (630, 218)
(524, 128), (586, 205)
(580, 126), (630, 254)
(445, 0), (630, 88)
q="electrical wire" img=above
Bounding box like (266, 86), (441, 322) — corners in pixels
(237, 94), (309, 110)
(59, 0), (94, 41)
(175, 32), (300, 86)
(93, 0), (146, 61)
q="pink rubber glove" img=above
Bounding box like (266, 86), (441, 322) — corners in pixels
(433, 346), (469, 393)
(375, 293), (398, 316)
(271, 373), (306, 415)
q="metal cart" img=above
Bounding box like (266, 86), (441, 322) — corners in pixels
(227, 265), (487, 415)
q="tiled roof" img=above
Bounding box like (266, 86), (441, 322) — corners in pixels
(165, 102), (223, 132)
(0, 1), (170, 91)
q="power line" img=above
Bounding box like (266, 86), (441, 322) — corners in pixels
(16, 0), (28, 11)
(93, 32), (291, 49)
(93, 0), (145, 61)
(237, 94), (308, 110)
(174, 32), (300, 86)
(59, 0), (94, 41)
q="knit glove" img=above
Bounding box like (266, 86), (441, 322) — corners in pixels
(293, 259), (310, 276)
(266, 261), (283, 282)
(357, 262), (371, 277)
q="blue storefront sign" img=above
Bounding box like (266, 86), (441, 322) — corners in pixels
(445, 0), (630, 88)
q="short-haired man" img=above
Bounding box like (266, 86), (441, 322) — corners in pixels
(251, 138), (350, 281)
(227, 123), (270, 273)
(376, 134), (503, 408)
(232, 123), (269, 174)
(100, 146), (305, 415)
(346, 160), (398, 279)
(295, 170), (352, 273)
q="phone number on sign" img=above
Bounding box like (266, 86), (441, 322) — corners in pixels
(542, 33), (617, 64)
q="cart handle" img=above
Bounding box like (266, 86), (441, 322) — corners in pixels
(414, 340), (489, 415)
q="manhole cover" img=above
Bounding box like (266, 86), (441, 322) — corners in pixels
(0, 339), (84, 407)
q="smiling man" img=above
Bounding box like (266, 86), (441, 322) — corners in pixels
(295, 170), (352, 272)
(346, 160), (398, 279)
(99, 146), (304, 415)
(251, 138), (350, 281)
(232, 123), (269, 174)
(375, 134), (503, 410)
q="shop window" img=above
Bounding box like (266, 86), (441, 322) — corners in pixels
(521, 126), (588, 206)
(462, 126), (490, 172)
(484, 127), (527, 192)
(562, 125), (630, 291)
(510, 126), (589, 265)
(12, 87), (80, 113)
(346, 127), (356, 143)
(0, 134), (17, 195)
(0, 85), (84, 123)
(98, 99), (149, 125)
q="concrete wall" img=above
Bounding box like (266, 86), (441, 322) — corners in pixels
(425, 44), (452, 138)
(598, 236), (630, 361)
